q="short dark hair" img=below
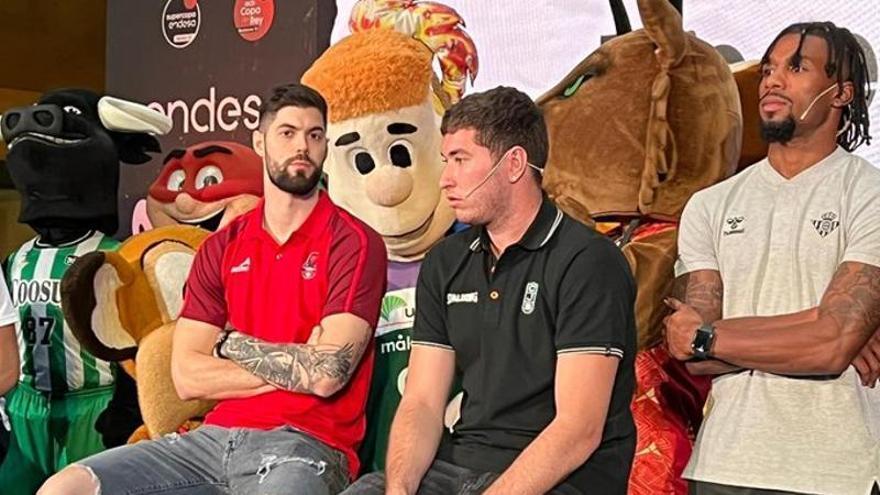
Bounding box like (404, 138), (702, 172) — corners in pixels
(761, 22), (872, 151)
(258, 83), (328, 129)
(441, 86), (549, 169)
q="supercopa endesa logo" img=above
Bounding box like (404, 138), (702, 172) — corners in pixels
(162, 0), (201, 49)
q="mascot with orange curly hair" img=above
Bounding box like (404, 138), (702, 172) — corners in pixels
(302, 0), (477, 473)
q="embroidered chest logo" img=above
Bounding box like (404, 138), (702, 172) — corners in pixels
(301, 252), (318, 280)
(723, 216), (745, 236)
(64, 255), (77, 266)
(447, 291), (478, 305)
(812, 211), (840, 238)
(521, 282), (539, 315)
(230, 257), (251, 273)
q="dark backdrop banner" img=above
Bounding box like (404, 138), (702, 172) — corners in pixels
(107, 0), (336, 238)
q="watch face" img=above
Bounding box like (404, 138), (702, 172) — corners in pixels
(692, 325), (715, 358)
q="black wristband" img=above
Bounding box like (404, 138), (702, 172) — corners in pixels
(213, 330), (231, 359)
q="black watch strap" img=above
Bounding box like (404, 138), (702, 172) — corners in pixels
(691, 323), (716, 360)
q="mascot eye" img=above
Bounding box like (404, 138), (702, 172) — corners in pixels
(562, 70), (598, 98)
(195, 165), (224, 189)
(562, 75), (586, 98)
(166, 170), (186, 192)
(62, 105), (83, 115)
(388, 140), (413, 168)
(348, 147), (376, 175)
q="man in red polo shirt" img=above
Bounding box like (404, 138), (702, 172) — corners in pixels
(39, 83), (387, 495)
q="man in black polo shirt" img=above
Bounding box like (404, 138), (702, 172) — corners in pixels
(344, 86), (636, 494)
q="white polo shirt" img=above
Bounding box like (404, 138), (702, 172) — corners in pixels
(676, 146), (880, 494)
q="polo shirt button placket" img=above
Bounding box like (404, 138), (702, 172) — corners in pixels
(275, 253), (282, 260)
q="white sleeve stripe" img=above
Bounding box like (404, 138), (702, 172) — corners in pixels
(411, 341), (455, 351)
(557, 346), (624, 358)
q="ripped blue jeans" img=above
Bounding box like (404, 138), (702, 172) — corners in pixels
(74, 424), (349, 494)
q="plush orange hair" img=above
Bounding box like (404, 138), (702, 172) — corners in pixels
(302, 30), (441, 122)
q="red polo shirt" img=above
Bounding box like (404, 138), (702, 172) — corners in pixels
(180, 192), (387, 477)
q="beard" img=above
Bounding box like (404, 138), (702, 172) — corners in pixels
(760, 116), (797, 144)
(266, 152), (323, 197)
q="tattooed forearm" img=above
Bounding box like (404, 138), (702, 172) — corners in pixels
(670, 270), (723, 323)
(219, 331), (369, 396)
(819, 262), (880, 341)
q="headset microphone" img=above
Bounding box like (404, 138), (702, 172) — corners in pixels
(461, 149), (544, 199)
(799, 83), (839, 121)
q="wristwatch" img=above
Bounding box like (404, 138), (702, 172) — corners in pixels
(691, 323), (716, 360)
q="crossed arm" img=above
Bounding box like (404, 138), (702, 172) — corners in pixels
(218, 313), (372, 398)
(666, 263), (880, 381)
(171, 313), (372, 401)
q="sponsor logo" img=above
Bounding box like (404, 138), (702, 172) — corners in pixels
(521, 281), (539, 315)
(723, 215), (745, 236)
(12, 279), (61, 306)
(447, 291), (478, 305)
(147, 87), (262, 135)
(64, 255), (77, 266)
(230, 257), (251, 273)
(234, 0), (274, 42)
(377, 288), (416, 336)
(379, 334), (412, 355)
(301, 252), (318, 280)
(812, 211), (840, 238)
(162, 0), (201, 49)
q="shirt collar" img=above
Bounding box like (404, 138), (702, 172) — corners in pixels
(243, 192), (334, 244)
(470, 196), (563, 253)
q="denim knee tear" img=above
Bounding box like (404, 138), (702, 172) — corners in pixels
(255, 453), (327, 484)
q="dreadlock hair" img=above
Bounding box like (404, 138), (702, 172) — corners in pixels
(761, 22), (872, 151)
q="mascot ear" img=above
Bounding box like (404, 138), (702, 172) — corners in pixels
(62, 252), (138, 361)
(98, 96), (171, 165)
(141, 240), (199, 322)
(638, 0), (686, 68)
(633, 0), (688, 213)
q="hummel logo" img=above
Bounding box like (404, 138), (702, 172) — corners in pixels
(812, 211), (840, 238)
(447, 291), (478, 305)
(231, 257), (251, 273)
(723, 216), (745, 236)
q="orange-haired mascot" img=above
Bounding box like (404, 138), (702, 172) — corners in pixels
(302, 0), (477, 473)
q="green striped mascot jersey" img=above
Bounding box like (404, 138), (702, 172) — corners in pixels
(5, 231), (119, 394)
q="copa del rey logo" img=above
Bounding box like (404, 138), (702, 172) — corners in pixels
(234, 0), (274, 42)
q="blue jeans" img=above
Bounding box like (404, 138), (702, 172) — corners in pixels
(76, 425), (349, 494)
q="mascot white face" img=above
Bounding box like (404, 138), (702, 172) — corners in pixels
(324, 93), (455, 262)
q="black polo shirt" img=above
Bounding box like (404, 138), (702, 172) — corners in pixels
(412, 197), (636, 494)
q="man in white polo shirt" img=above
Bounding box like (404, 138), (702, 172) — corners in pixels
(664, 22), (880, 495)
